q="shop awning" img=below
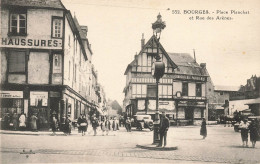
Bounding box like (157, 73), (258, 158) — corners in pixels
(245, 98), (260, 105)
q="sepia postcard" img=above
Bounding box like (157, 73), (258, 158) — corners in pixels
(0, 0), (260, 163)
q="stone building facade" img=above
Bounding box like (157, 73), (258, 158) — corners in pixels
(0, 0), (105, 130)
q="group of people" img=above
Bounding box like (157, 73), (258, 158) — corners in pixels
(75, 114), (120, 136)
(100, 116), (119, 136)
(239, 119), (259, 148)
(2, 113), (39, 131)
(51, 114), (72, 135)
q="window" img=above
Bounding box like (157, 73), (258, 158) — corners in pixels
(8, 50), (26, 73)
(196, 83), (202, 97)
(182, 82), (188, 96)
(53, 54), (62, 73)
(52, 17), (63, 38)
(132, 84), (147, 98)
(9, 10), (27, 35)
(220, 92), (224, 95)
(159, 85), (172, 98)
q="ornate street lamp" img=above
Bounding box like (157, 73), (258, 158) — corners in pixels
(151, 13), (166, 144)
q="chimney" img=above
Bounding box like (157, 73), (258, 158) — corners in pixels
(141, 33), (145, 49)
(193, 49), (196, 63)
(134, 52), (138, 60)
(80, 26), (88, 36)
(200, 63), (206, 68)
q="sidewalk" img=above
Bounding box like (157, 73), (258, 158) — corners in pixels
(0, 127), (107, 136)
(0, 128), (82, 136)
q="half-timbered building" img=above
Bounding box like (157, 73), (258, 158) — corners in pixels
(123, 35), (209, 125)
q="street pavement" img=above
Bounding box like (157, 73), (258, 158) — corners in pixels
(1, 125), (260, 163)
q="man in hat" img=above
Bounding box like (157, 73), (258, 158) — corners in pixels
(158, 111), (169, 147)
(91, 114), (99, 136)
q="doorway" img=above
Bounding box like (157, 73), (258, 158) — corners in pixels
(185, 107), (194, 125)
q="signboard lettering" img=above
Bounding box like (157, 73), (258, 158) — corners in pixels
(1, 38), (62, 49)
(0, 91), (23, 98)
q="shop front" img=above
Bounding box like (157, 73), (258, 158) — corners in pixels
(176, 100), (206, 125)
(0, 91), (24, 130)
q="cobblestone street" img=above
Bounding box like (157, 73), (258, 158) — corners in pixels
(1, 125), (260, 163)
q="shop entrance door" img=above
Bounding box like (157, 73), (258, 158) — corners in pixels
(50, 98), (59, 117)
(185, 107), (194, 125)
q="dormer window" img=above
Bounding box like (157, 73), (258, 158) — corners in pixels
(9, 9), (27, 36)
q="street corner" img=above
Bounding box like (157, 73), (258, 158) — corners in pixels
(136, 144), (178, 151)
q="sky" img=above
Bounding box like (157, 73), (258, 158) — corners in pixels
(62, 0), (260, 105)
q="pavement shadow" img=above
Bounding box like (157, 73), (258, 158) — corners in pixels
(223, 145), (257, 149)
(178, 138), (205, 141)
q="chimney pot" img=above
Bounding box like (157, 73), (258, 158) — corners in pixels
(141, 33), (145, 49)
(80, 26), (88, 36)
(200, 63), (206, 68)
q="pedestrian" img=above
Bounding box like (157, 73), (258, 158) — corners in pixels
(239, 119), (250, 147)
(64, 115), (72, 135)
(80, 115), (88, 136)
(30, 114), (38, 132)
(3, 113), (11, 130)
(125, 117), (131, 132)
(91, 114), (99, 136)
(249, 119), (258, 148)
(157, 111), (169, 147)
(51, 115), (58, 135)
(200, 118), (207, 139)
(77, 114), (83, 133)
(112, 117), (119, 135)
(12, 113), (19, 131)
(60, 114), (66, 132)
(101, 116), (110, 136)
(19, 113), (26, 131)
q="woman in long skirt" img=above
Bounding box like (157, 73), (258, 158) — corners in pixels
(200, 118), (207, 139)
(80, 115), (88, 136)
(249, 119), (258, 148)
(239, 119), (249, 147)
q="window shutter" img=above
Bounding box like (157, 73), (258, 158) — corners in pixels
(9, 51), (25, 73)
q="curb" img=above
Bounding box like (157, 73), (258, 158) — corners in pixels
(0, 130), (78, 136)
(136, 144), (178, 151)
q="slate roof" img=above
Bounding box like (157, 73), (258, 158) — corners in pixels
(2, 0), (65, 10)
(73, 16), (87, 40)
(168, 53), (208, 76)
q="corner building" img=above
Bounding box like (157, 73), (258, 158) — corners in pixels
(123, 35), (209, 125)
(0, 0), (100, 130)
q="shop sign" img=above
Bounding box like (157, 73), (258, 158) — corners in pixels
(137, 100), (145, 110)
(173, 74), (206, 81)
(1, 37), (62, 49)
(159, 101), (175, 111)
(50, 91), (60, 97)
(0, 91), (23, 98)
(147, 100), (156, 110)
(30, 91), (48, 106)
(148, 100), (175, 111)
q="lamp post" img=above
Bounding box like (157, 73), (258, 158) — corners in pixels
(151, 13), (166, 144)
(175, 91), (182, 126)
